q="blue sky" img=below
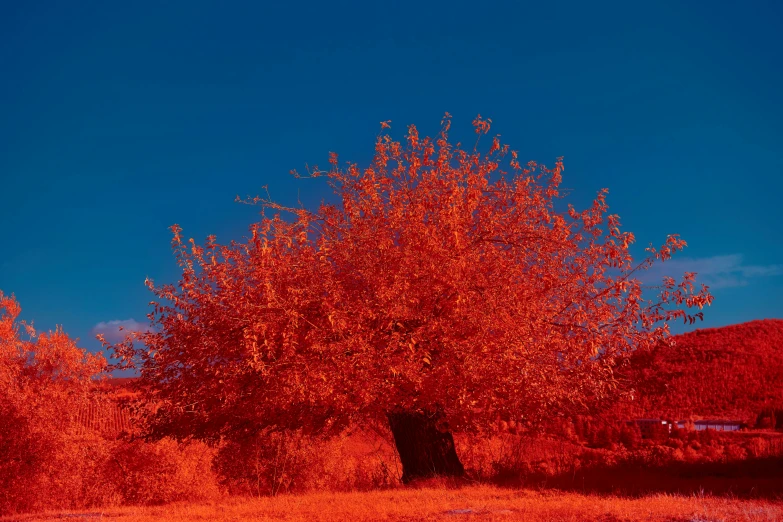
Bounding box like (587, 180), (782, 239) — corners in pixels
(1, 1), (781, 357)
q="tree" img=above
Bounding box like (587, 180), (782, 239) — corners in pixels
(109, 115), (713, 483)
(0, 291), (105, 514)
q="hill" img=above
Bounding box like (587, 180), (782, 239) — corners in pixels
(622, 319), (783, 423)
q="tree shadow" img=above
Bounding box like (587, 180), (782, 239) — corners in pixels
(496, 455), (783, 500)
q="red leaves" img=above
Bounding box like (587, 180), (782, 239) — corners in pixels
(406, 124), (419, 149)
(472, 114), (491, 135)
(1, 292), (105, 386)
(114, 115), (714, 442)
(1, 292), (108, 513)
(489, 136), (501, 156)
(625, 319), (783, 422)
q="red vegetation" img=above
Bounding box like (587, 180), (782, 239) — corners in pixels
(623, 319), (783, 423)
(0, 291), (105, 513)
(20, 118), (783, 518)
(106, 115), (711, 483)
(0, 294), (220, 515)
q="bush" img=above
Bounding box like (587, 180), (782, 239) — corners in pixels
(454, 431), (587, 483)
(213, 427), (398, 497)
(108, 438), (220, 505)
(0, 292), (108, 515)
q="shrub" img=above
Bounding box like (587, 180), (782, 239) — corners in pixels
(109, 438), (220, 505)
(213, 428), (398, 497)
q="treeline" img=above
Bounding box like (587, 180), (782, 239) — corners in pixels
(756, 408), (783, 430)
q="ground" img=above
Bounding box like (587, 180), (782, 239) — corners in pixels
(7, 485), (783, 522)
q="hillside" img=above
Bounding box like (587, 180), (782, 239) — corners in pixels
(623, 319), (783, 422)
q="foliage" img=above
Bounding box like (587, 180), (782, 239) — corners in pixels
(455, 427), (783, 499)
(621, 319), (783, 422)
(0, 292), (221, 515)
(107, 115), (712, 445)
(109, 438), (220, 505)
(0, 291), (105, 514)
(213, 428), (398, 497)
(756, 407), (783, 430)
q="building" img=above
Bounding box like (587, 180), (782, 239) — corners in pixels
(693, 420), (743, 432)
(632, 419), (671, 438)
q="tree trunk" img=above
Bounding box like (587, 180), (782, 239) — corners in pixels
(387, 410), (465, 484)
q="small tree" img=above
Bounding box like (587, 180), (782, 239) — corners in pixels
(619, 422), (642, 449)
(110, 115), (712, 483)
(0, 291), (106, 514)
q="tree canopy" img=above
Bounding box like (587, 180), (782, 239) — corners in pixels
(110, 115), (713, 447)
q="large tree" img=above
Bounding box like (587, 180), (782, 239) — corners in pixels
(110, 115), (713, 483)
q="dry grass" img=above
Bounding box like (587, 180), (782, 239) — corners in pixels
(8, 485), (783, 522)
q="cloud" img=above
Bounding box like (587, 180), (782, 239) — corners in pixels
(91, 319), (149, 343)
(640, 254), (783, 290)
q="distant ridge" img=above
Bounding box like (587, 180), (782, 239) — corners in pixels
(625, 319), (783, 422)
(98, 376), (138, 388)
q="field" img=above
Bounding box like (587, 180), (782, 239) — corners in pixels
(8, 485), (783, 522)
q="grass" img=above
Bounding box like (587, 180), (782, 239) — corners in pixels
(8, 485), (783, 522)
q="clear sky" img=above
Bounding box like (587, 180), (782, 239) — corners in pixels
(1, 1), (781, 357)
